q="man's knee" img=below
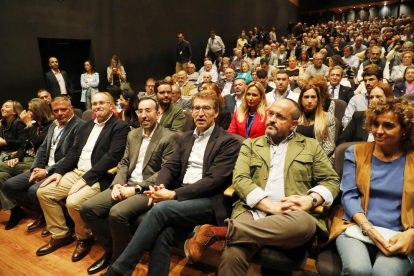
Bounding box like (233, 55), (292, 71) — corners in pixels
(220, 245), (250, 269)
(66, 195), (82, 212)
(28, 184), (39, 201)
(2, 178), (14, 193)
(108, 204), (132, 225)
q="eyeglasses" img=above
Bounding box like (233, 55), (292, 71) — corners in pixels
(266, 110), (291, 122)
(136, 108), (156, 115)
(192, 106), (213, 114)
(92, 101), (110, 107)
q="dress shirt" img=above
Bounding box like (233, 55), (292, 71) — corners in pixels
(235, 96), (243, 110)
(77, 114), (113, 172)
(221, 81), (233, 97)
(188, 72), (200, 83)
(265, 90), (300, 106)
(48, 115), (74, 166)
(246, 133), (333, 220)
(130, 125), (158, 183)
(342, 55), (359, 68)
(182, 124), (215, 185)
(53, 70), (68, 95)
(342, 94), (368, 128)
(196, 70), (218, 84)
(328, 84), (340, 99)
(205, 36), (225, 55)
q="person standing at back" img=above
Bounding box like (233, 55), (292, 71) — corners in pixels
(176, 33), (192, 74)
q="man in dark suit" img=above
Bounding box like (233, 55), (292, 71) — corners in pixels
(337, 111), (369, 145)
(328, 66), (355, 104)
(3, 97), (84, 233)
(176, 33), (192, 74)
(286, 40), (301, 59)
(225, 78), (246, 115)
(36, 92), (130, 261)
(45, 57), (73, 97)
(80, 97), (178, 274)
(102, 90), (240, 276)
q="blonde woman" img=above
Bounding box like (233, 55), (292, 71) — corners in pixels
(107, 55), (126, 87)
(296, 84), (335, 164)
(227, 81), (267, 138)
(236, 61), (253, 84)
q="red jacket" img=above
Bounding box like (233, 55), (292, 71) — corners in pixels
(227, 110), (267, 138)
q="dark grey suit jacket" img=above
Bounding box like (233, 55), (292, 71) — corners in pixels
(45, 70), (73, 97)
(175, 98), (192, 111)
(337, 85), (355, 104)
(394, 82), (408, 98)
(31, 115), (85, 174)
(337, 111), (368, 145)
(224, 94), (237, 114)
(112, 125), (178, 189)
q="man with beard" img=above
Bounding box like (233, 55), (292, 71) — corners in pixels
(224, 78), (246, 114)
(343, 65), (382, 127)
(184, 99), (340, 276)
(154, 81), (186, 131)
(266, 70), (299, 106)
(356, 46), (386, 82)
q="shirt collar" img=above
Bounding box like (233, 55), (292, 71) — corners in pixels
(94, 112), (113, 127)
(266, 131), (294, 146)
(53, 69), (61, 75)
(54, 114), (74, 128)
(142, 123), (158, 139)
(193, 123), (215, 139)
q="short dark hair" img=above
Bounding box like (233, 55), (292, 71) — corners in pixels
(362, 64), (383, 81)
(210, 30), (215, 34)
(155, 80), (172, 93)
(37, 88), (49, 95)
(260, 58), (269, 65)
(107, 85), (122, 99)
(343, 45), (353, 52)
(256, 69), (268, 79)
(139, 97), (159, 112)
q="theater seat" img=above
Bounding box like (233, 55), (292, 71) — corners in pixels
(82, 110), (93, 121)
(332, 99), (347, 136)
(73, 108), (82, 118)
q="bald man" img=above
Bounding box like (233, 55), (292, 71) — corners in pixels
(45, 57), (73, 97)
(176, 70), (197, 96)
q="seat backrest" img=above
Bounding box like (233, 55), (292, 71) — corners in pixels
(183, 110), (195, 132)
(403, 93), (414, 102)
(332, 99), (347, 126)
(334, 141), (366, 178)
(231, 133), (245, 147)
(73, 108), (82, 119)
(82, 109), (93, 121)
(348, 78), (356, 91)
(334, 117), (339, 143)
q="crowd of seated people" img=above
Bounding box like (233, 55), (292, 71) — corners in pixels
(1, 15), (414, 276)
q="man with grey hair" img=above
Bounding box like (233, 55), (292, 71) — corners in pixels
(261, 45), (278, 67)
(305, 53), (330, 77)
(172, 83), (191, 111)
(225, 78), (246, 114)
(357, 46), (386, 82)
(230, 50), (245, 71)
(352, 36), (367, 55)
(176, 70), (197, 96)
(219, 68), (235, 97)
(197, 60), (218, 84)
(187, 63), (199, 84)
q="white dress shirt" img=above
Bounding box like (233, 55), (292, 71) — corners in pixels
(53, 70), (68, 95)
(245, 133), (334, 220)
(130, 125), (158, 183)
(182, 124), (214, 185)
(266, 90), (299, 107)
(328, 84), (340, 99)
(221, 81), (233, 97)
(77, 114), (112, 172)
(47, 115), (74, 167)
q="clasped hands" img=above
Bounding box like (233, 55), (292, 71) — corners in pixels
(259, 195), (315, 216)
(367, 227), (414, 256)
(144, 184), (176, 206)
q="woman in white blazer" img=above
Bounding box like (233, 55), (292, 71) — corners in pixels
(81, 60), (99, 109)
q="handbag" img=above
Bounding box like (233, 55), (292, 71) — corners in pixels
(345, 224), (400, 245)
(120, 81), (131, 90)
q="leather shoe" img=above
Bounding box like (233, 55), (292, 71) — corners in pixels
(87, 253), (112, 274)
(72, 237), (95, 262)
(41, 229), (51, 237)
(36, 235), (74, 256)
(28, 213), (46, 232)
(184, 224), (226, 264)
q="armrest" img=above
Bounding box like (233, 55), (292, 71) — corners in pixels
(223, 184), (235, 197)
(107, 167), (117, 174)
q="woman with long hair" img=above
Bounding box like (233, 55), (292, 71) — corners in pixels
(245, 48), (260, 69)
(201, 83), (232, 130)
(286, 56), (304, 82)
(227, 81), (267, 138)
(81, 60), (99, 109)
(119, 89), (140, 128)
(0, 100), (25, 160)
(308, 74), (335, 117)
(0, 98), (54, 230)
(236, 61), (253, 84)
(296, 84), (335, 164)
(297, 50), (312, 69)
(107, 55), (126, 87)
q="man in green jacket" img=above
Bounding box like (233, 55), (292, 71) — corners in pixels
(185, 99), (340, 275)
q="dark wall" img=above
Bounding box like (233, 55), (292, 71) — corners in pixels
(0, 0), (299, 108)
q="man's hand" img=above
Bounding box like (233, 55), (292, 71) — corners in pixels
(111, 184), (124, 201)
(6, 158), (19, 168)
(387, 229), (414, 255)
(68, 179), (87, 195)
(29, 168), (47, 183)
(280, 195), (315, 212)
(40, 173), (62, 188)
(0, 137), (7, 146)
(120, 184), (136, 200)
(144, 184), (174, 206)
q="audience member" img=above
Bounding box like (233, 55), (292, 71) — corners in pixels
(297, 50), (312, 69)
(176, 33), (192, 73)
(37, 89), (52, 105)
(205, 30), (225, 62)
(352, 36), (367, 55)
(261, 45), (278, 67)
(36, 92), (130, 260)
(390, 51), (414, 83)
(45, 57), (73, 97)
(305, 53), (330, 78)
(286, 56), (304, 81)
(245, 48), (260, 69)
(107, 55), (126, 88)
(80, 97), (178, 274)
(357, 46), (385, 82)
(102, 91), (240, 276)
(236, 33), (248, 50)
(230, 50), (245, 72)
(236, 61), (253, 84)
(138, 78), (157, 100)
(330, 55), (355, 80)
(81, 60), (99, 110)
(327, 66), (354, 104)
(266, 69), (300, 106)
(0, 100), (25, 160)
(197, 61), (218, 84)
(307, 39), (321, 58)
(256, 69), (274, 94)
(171, 83), (191, 111)
(219, 68), (235, 97)
(187, 63), (200, 84)
(176, 70), (197, 96)
(286, 40), (301, 59)
(394, 65), (414, 97)
(119, 89), (140, 128)
(258, 59), (276, 81)
(342, 45), (360, 68)
(200, 83), (231, 130)
(225, 78), (246, 114)
(228, 81), (267, 138)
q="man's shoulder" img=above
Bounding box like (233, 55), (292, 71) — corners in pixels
(169, 102), (184, 114)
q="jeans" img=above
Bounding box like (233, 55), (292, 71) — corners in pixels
(111, 198), (216, 276)
(336, 234), (414, 276)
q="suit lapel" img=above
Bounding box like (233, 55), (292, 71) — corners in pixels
(142, 126), (162, 171)
(203, 125), (219, 175)
(55, 116), (76, 150)
(128, 129), (143, 175)
(94, 115), (116, 148)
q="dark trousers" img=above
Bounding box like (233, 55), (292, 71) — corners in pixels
(110, 198), (216, 276)
(2, 170), (43, 213)
(208, 50), (222, 62)
(79, 188), (151, 260)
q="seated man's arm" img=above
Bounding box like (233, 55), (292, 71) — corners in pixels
(112, 131), (133, 186)
(154, 136), (184, 188)
(342, 96), (357, 128)
(171, 108), (186, 131)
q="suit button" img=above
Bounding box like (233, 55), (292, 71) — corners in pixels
(263, 175), (268, 180)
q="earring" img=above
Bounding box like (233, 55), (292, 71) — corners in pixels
(403, 133), (406, 137)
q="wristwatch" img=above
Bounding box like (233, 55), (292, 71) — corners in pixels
(134, 185), (142, 194)
(309, 194), (318, 207)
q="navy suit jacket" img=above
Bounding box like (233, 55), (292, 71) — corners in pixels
(45, 70), (73, 97)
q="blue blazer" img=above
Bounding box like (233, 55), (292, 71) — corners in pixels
(236, 71), (253, 84)
(80, 72), (100, 102)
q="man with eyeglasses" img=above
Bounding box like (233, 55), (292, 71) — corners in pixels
(80, 97), (178, 274)
(218, 68), (235, 97)
(171, 83), (191, 111)
(305, 52), (329, 78)
(138, 78), (157, 100)
(3, 97), (84, 234)
(176, 70), (197, 96)
(187, 63), (200, 84)
(36, 92), (130, 262)
(155, 80), (186, 131)
(357, 46), (386, 83)
(184, 99), (340, 276)
(102, 90), (240, 276)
